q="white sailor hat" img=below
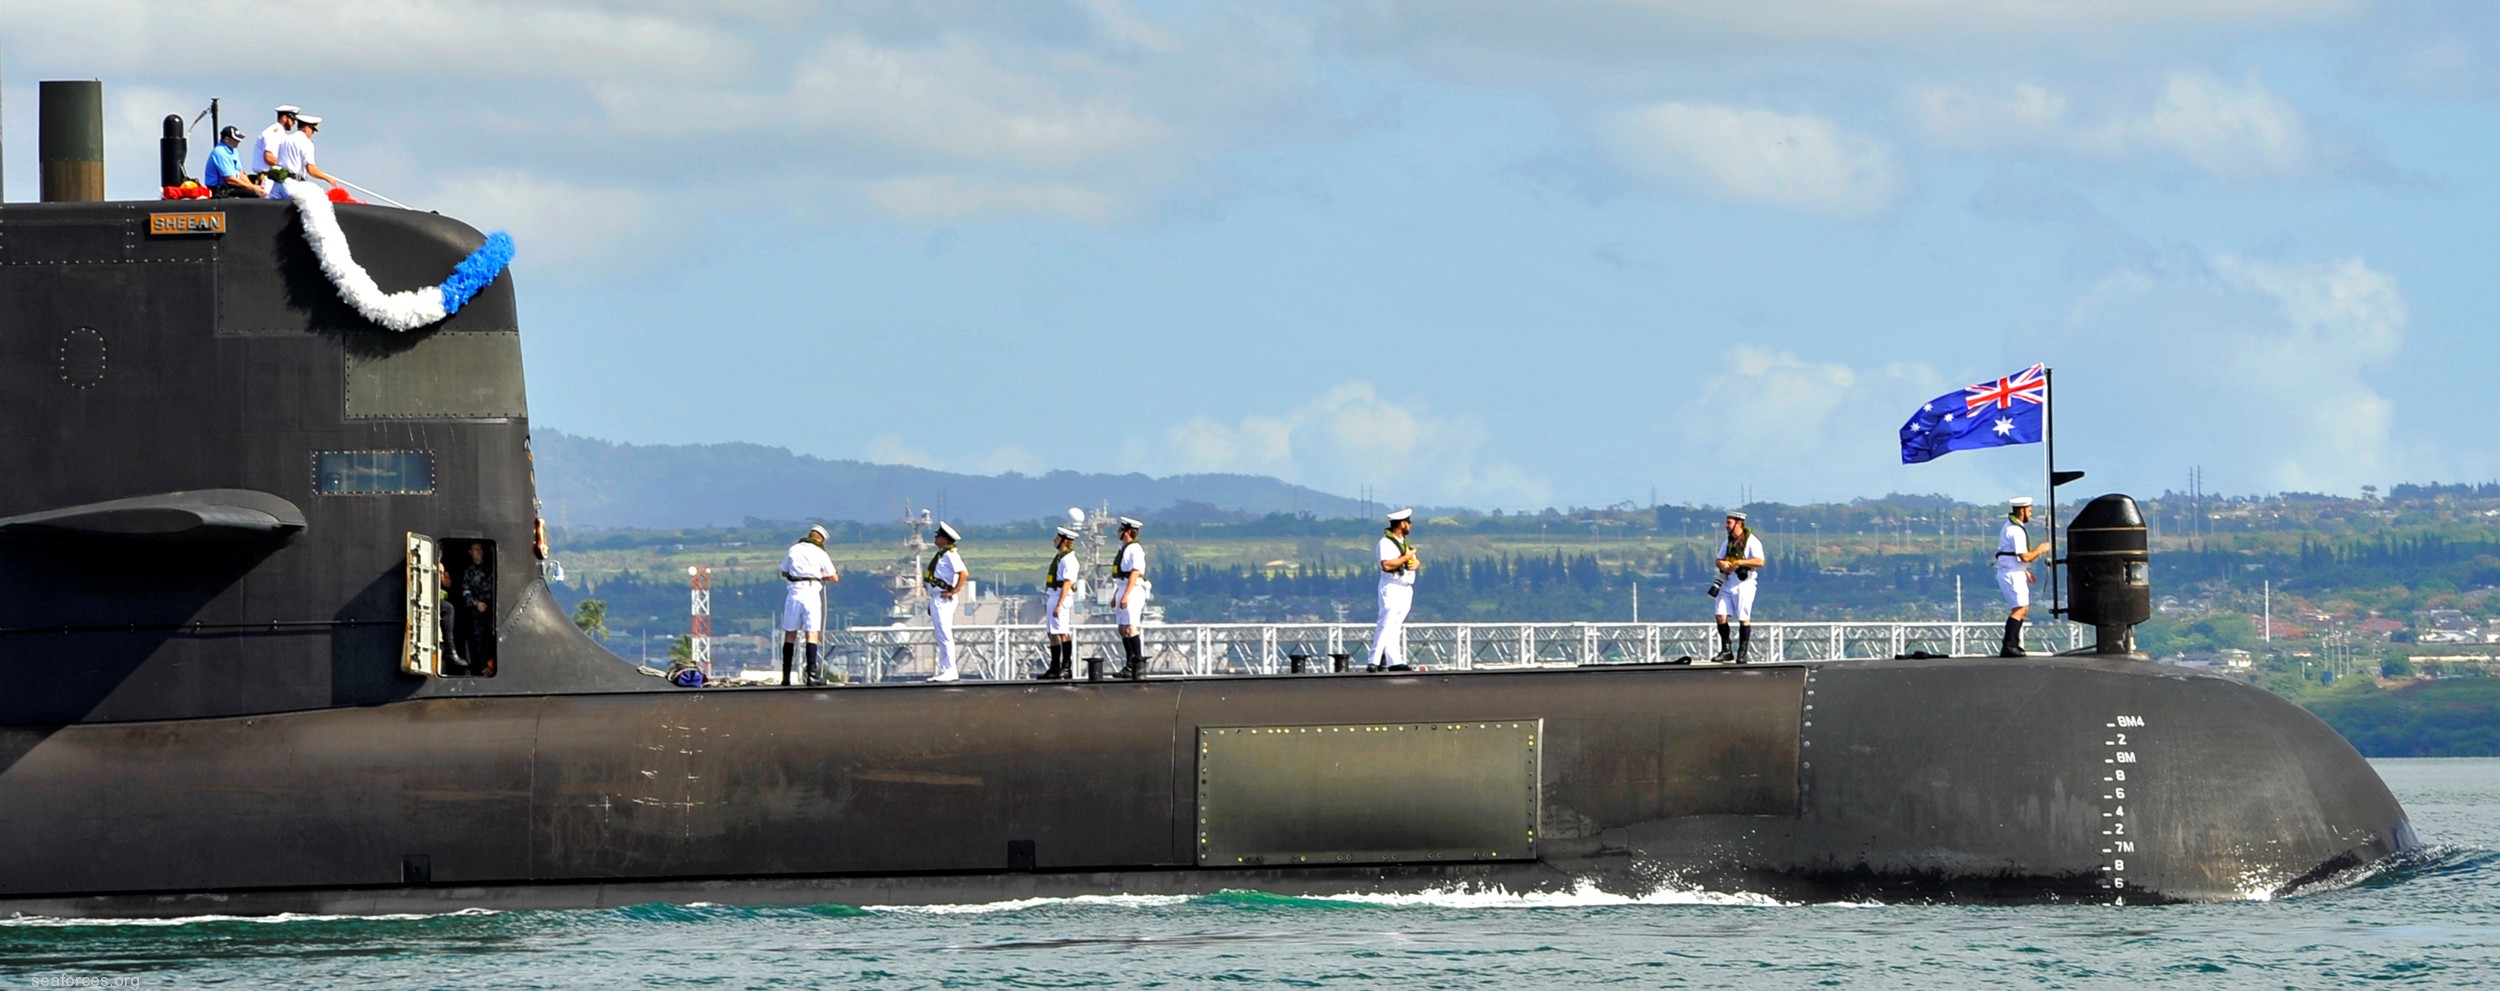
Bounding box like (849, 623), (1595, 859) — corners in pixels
(1386, 508), (1413, 522)
(1726, 511), (1747, 521)
(1117, 516), (1143, 530)
(1054, 526), (1080, 541)
(275, 105), (301, 115)
(936, 522), (961, 542)
(2010, 497), (2034, 509)
(807, 524), (828, 539)
(295, 114), (323, 127)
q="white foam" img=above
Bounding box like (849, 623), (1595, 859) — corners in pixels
(863, 893), (1194, 915)
(859, 878), (1837, 914)
(0, 907), (500, 927)
(1314, 878), (1799, 909)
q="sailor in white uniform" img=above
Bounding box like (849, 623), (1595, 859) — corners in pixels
(926, 522), (967, 682)
(1039, 525), (1081, 680)
(778, 524), (840, 685)
(1996, 497), (2049, 657)
(1112, 517), (1149, 680)
(1369, 508), (1420, 671)
(1712, 512), (1766, 663)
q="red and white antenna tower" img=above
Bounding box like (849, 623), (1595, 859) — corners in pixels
(687, 565), (712, 677)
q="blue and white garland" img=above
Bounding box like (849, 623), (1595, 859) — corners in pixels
(283, 178), (516, 332)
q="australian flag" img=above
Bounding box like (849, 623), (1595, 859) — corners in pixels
(1900, 363), (2046, 464)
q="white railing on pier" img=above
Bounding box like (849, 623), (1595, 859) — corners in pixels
(818, 621), (2088, 683)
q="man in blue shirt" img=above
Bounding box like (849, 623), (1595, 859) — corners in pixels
(202, 126), (265, 199)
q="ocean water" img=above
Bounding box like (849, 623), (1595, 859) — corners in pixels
(4, 759), (2493, 990)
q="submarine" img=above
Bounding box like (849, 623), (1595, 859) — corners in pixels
(0, 83), (2415, 917)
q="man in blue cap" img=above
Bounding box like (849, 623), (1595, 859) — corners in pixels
(202, 126), (266, 199)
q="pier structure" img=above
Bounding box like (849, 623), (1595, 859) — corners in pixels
(823, 619), (2089, 683)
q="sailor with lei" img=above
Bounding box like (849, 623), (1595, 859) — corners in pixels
(1038, 526), (1081, 680)
(1996, 497), (2049, 657)
(926, 523), (968, 683)
(1111, 518), (1150, 680)
(1369, 508), (1420, 671)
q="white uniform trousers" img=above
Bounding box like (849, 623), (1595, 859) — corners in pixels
(1113, 582), (1149, 628)
(929, 594), (960, 676)
(1370, 582), (1413, 667)
(1044, 588), (1072, 636)
(1714, 578), (1757, 623)
(1997, 568), (2030, 609)
(780, 582), (823, 632)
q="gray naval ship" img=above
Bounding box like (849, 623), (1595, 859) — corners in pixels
(0, 83), (2415, 916)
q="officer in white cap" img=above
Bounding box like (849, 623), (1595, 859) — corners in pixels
(926, 522), (968, 682)
(1111, 517), (1149, 679)
(1711, 512), (1766, 663)
(1368, 508), (1420, 671)
(1038, 525), (1082, 680)
(1996, 497), (2050, 657)
(778, 524), (840, 685)
(266, 113), (342, 199)
(245, 105), (299, 177)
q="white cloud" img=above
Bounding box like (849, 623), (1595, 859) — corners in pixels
(1595, 102), (1907, 218)
(1353, 0), (2357, 53)
(860, 434), (941, 470)
(571, 12), (1322, 223)
(1669, 349), (1986, 501)
(1129, 382), (1550, 509)
(9, 2), (1323, 225)
(1701, 0), (2356, 39)
(421, 169), (654, 275)
(7, 0), (751, 83)
(605, 32), (1180, 170)
(2054, 252), (2417, 493)
(1908, 70), (2357, 181)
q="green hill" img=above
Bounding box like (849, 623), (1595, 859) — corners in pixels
(2299, 678), (2500, 757)
(535, 429), (1369, 528)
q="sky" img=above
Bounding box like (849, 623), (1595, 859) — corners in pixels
(5, 0), (2496, 512)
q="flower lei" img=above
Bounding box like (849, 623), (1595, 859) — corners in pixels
(282, 179), (515, 331)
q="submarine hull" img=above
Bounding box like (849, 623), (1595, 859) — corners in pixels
(0, 126), (2414, 916)
(0, 657), (2411, 915)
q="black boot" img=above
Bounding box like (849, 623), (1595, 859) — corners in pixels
(1041, 642), (1070, 680)
(781, 641), (795, 685)
(1711, 621), (1734, 662)
(1116, 634), (1145, 680)
(1734, 626), (1753, 664)
(2000, 618), (2026, 657)
(803, 642), (824, 685)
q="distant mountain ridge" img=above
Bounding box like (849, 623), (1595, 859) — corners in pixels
(534, 430), (1370, 528)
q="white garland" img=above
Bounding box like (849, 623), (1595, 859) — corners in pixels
(283, 179), (449, 331)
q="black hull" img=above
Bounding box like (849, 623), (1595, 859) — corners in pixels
(0, 657), (2412, 916)
(0, 169), (2415, 918)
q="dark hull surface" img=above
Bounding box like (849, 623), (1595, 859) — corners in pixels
(0, 656), (2412, 916)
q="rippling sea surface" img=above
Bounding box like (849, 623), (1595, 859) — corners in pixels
(4, 758), (2492, 989)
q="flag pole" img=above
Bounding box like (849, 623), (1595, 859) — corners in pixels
(2045, 365), (2060, 620)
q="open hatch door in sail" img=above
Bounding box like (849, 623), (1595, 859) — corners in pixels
(403, 532), (441, 676)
